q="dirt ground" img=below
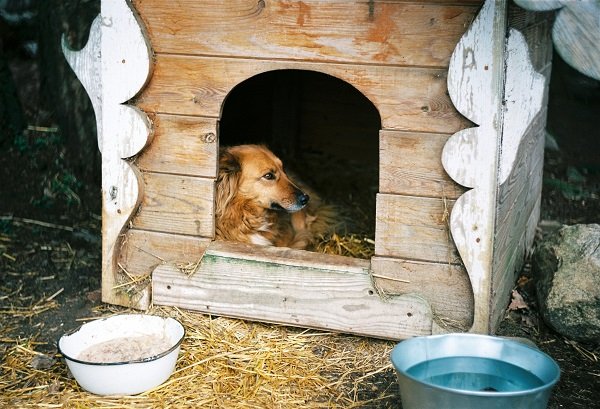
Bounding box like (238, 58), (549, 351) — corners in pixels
(1, 28), (600, 409)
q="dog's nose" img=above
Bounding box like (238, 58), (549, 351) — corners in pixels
(298, 193), (310, 206)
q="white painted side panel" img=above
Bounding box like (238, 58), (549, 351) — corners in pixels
(443, 0), (506, 333)
(62, 0), (153, 308)
(499, 29), (546, 184)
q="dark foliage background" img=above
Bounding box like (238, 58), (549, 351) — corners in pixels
(1, 0), (99, 204)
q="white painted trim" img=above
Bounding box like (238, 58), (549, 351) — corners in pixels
(499, 29), (546, 184)
(62, 0), (154, 307)
(515, 0), (600, 80)
(443, 0), (507, 333)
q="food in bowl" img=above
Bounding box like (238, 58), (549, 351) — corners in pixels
(58, 314), (185, 395)
(77, 333), (173, 363)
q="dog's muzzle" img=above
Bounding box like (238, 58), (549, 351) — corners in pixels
(270, 191), (310, 212)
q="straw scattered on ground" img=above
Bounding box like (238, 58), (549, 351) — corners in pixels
(1, 305), (398, 408)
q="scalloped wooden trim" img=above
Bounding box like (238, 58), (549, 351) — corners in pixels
(499, 29), (546, 185)
(62, 0), (153, 308)
(62, 15), (103, 150)
(515, 0), (600, 80)
(443, 0), (550, 333)
(443, 0), (507, 333)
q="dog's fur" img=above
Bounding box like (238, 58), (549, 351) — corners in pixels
(215, 144), (336, 249)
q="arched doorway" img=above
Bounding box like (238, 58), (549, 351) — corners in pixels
(219, 70), (381, 256)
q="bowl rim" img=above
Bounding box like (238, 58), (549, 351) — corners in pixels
(390, 333), (561, 397)
(57, 314), (186, 366)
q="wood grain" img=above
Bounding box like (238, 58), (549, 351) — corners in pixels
(379, 130), (466, 199)
(371, 256), (473, 329)
(135, 55), (471, 134)
(488, 7), (552, 331)
(120, 228), (211, 277)
(515, 0), (600, 81)
(135, 114), (218, 177)
(498, 28), (546, 185)
(494, 115), (545, 236)
(113, 229), (210, 310)
(491, 115), (545, 332)
(152, 241), (436, 340)
(132, 172), (215, 237)
(133, 0), (479, 68)
(551, 2), (600, 81)
(508, 3), (554, 72)
(69, 0), (154, 309)
(375, 193), (459, 264)
(442, 0), (508, 333)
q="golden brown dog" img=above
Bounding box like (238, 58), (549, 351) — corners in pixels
(215, 144), (336, 249)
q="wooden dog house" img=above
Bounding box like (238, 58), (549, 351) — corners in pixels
(63, 0), (554, 339)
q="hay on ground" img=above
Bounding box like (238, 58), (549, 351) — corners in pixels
(0, 305), (398, 408)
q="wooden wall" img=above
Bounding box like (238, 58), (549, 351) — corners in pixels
(123, 0), (483, 330)
(490, 4), (554, 332)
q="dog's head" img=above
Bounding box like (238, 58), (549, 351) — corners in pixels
(217, 144), (309, 212)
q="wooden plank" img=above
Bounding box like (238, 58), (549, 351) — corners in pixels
(488, 10), (551, 333)
(513, 0), (562, 11)
(114, 229), (211, 310)
(371, 256), (473, 330)
(62, 15), (103, 149)
(552, 2), (600, 81)
(498, 29), (546, 185)
(492, 121), (545, 312)
(133, 0), (480, 68)
(517, 21), (553, 75)
(495, 114), (546, 232)
(152, 241), (436, 340)
(490, 16), (549, 327)
(135, 114), (218, 177)
(441, 0), (508, 333)
(489, 12), (551, 332)
(490, 198), (541, 333)
(120, 229), (211, 276)
(495, 142), (544, 247)
(379, 130), (466, 199)
(508, 3), (554, 72)
(515, 0), (600, 80)
(509, 1), (554, 28)
(490, 192), (541, 333)
(63, 0), (154, 309)
(374, 193), (459, 264)
(132, 172), (215, 237)
(493, 147), (543, 280)
(135, 55), (471, 134)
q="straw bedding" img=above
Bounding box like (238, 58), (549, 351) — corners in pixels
(1, 305), (398, 408)
(0, 149), (390, 407)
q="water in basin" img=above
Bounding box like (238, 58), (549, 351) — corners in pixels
(406, 356), (544, 392)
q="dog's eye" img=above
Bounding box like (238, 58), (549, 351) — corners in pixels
(262, 172), (275, 180)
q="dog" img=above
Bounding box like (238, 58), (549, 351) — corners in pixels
(214, 144), (336, 249)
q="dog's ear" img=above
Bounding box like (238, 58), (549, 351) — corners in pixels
(215, 149), (241, 214)
(219, 149), (241, 175)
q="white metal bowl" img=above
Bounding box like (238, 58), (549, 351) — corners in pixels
(58, 314), (185, 395)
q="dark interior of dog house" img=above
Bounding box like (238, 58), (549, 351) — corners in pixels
(219, 70), (382, 257)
